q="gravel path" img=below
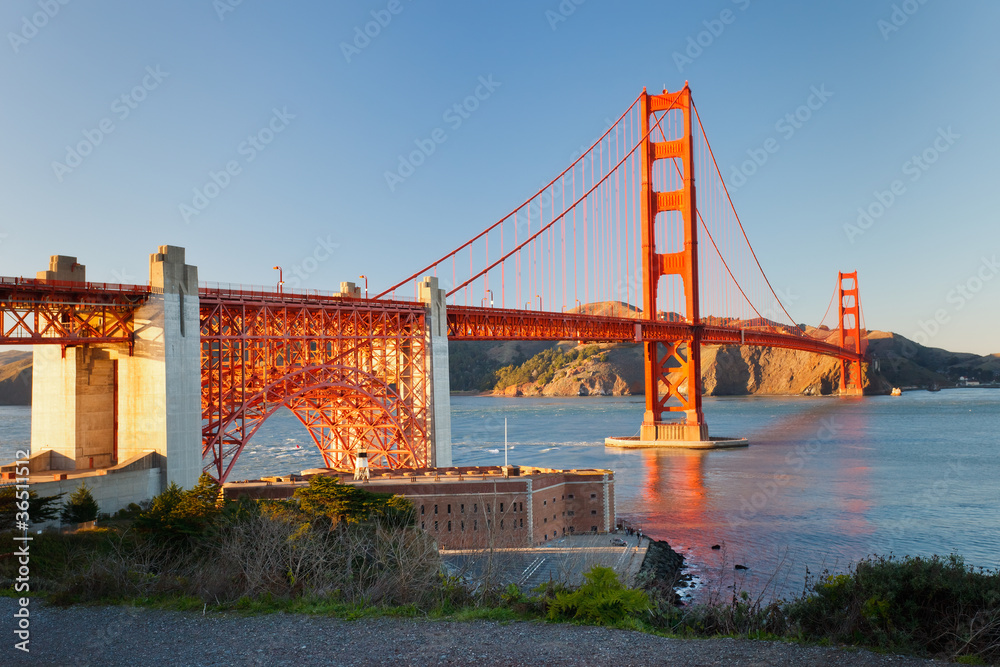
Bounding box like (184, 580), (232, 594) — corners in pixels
(2, 599), (952, 666)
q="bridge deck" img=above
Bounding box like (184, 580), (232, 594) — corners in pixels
(447, 306), (863, 361)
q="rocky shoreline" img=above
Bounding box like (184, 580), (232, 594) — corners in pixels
(636, 538), (689, 605)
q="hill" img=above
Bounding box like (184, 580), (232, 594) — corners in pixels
(0, 350), (31, 404)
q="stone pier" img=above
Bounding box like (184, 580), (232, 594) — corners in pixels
(419, 276), (452, 467)
(29, 246), (202, 492)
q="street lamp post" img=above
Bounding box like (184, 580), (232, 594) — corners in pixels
(272, 266), (283, 293)
(359, 275), (368, 299)
(536, 294), (542, 311)
(485, 289), (494, 307)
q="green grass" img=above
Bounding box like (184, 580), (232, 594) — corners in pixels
(0, 588), (27, 598)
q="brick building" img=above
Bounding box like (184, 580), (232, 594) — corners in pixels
(224, 465), (615, 549)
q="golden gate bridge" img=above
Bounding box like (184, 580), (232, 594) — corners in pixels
(0, 85), (865, 485)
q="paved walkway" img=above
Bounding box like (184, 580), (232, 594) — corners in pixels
(441, 533), (649, 590)
(2, 600), (948, 666)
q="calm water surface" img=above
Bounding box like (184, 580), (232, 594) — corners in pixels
(3, 390), (997, 596)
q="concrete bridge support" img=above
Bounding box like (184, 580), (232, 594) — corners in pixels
(419, 276), (452, 467)
(30, 256), (117, 470)
(30, 246), (202, 491)
(117, 246), (202, 490)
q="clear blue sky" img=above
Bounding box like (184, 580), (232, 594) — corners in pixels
(1, 1), (997, 354)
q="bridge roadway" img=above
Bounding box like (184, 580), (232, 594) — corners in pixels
(447, 305), (864, 361)
(0, 278), (860, 362)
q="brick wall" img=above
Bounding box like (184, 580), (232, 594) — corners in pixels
(223, 466), (615, 550)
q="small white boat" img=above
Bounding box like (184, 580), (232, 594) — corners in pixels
(890, 387), (903, 396)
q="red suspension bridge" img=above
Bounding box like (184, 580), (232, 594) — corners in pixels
(381, 84), (865, 443)
(1, 85), (865, 485)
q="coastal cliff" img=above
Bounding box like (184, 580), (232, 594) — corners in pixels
(483, 341), (883, 397)
(451, 330), (999, 397)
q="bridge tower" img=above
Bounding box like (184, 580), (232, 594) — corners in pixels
(637, 84), (709, 443)
(838, 271), (865, 395)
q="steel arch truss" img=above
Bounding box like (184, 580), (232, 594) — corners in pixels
(199, 293), (430, 483)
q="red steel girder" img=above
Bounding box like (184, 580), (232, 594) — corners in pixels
(448, 307), (861, 361)
(0, 277), (149, 345)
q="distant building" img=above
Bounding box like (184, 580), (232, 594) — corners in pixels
(224, 465), (616, 549)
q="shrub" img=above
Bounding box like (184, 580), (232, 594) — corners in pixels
(60, 483), (99, 524)
(494, 346), (577, 390)
(787, 555), (1000, 661)
(547, 565), (649, 625)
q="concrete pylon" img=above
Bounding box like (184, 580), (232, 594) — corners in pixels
(30, 256), (112, 471)
(36, 255), (85, 282)
(30, 247), (202, 490)
(117, 246), (202, 490)
(418, 276), (452, 467)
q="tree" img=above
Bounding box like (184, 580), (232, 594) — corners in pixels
(293, 475), (414, 528)
(134, 473), (222, 543)
(0, 488), (64, 530)
(60, 482), (99, 524)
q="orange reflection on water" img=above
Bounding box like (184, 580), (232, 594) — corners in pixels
(633, 397), (878, 542)
(639, 448), (711, 534)
(828, 404), (875, 539)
